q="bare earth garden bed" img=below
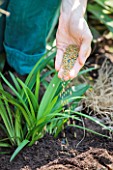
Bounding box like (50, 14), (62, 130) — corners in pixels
(0, 122), (113, 170)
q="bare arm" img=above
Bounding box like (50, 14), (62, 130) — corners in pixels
(61, 0), (87, 17)
(55, 0), (92, 80)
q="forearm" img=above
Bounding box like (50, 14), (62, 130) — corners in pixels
(61, 0), (88, 17)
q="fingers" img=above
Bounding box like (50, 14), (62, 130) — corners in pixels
(78, 32), (92, 66)
(70, 58), (82, 78)
(56, 48), (71, 81)
(55, 19), (93, 80)
(78, 44), (91, 66)
(55, 48), (70, 81)
(58, 68), (69, 81)
(56, 43), (91, 80)
(58, 67), (64, 79)
(69, 37), (92, 79)
(55, 49), (64, 72)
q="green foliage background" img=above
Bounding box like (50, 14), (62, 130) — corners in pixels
(87, 0), (113, 38)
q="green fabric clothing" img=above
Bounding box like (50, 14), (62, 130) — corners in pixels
(0, 0), (60, 74)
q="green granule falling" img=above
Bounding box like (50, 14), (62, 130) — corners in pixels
(60, 44), (79, 106)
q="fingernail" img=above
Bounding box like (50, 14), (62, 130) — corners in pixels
(55, 64), (60, 71)
(55, 67), (59, 72)
(70, 70), (76, 78)
(64, 76), (69, 81)
(58, 73), (62, 79)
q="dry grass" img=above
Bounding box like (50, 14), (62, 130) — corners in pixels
(83, 59), (113, 128)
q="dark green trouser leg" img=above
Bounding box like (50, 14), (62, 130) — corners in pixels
(2, 0), (61, 74)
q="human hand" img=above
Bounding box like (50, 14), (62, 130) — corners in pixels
(55, 0), (93, 81)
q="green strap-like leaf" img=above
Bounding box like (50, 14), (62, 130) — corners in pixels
(25, 50), (56, 90)
(17, 78), (36, 121)
(15, 109), (23, 146)
(37, 73), (61, 120)
(0, 94), (31, 127)
(9, 72), (21, 92)
(36, 96), (58, 126)
(0, 73), (32, 118)
(87, 4), (113, 32)
(69, 124), (110, 138)
(10, 139), (29, 162)
(35, 71), (40, 102)
(0, 142), (11, 147)
(69, 110), (113, 132)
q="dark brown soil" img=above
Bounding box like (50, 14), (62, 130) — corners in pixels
(0, 122), (113, 170)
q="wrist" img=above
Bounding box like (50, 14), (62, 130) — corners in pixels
(61, 0), (87, 18)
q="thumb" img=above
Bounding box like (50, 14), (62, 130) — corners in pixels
(55, 48), (64, 71)
(78, 38), (92, 66)
(69, 39), (92, 79)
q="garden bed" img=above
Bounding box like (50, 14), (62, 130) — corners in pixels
(0, 38), (113, 170)
(0, 123), (113, 170)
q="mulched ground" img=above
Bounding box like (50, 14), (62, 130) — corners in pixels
(0, 121), (113, 170)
